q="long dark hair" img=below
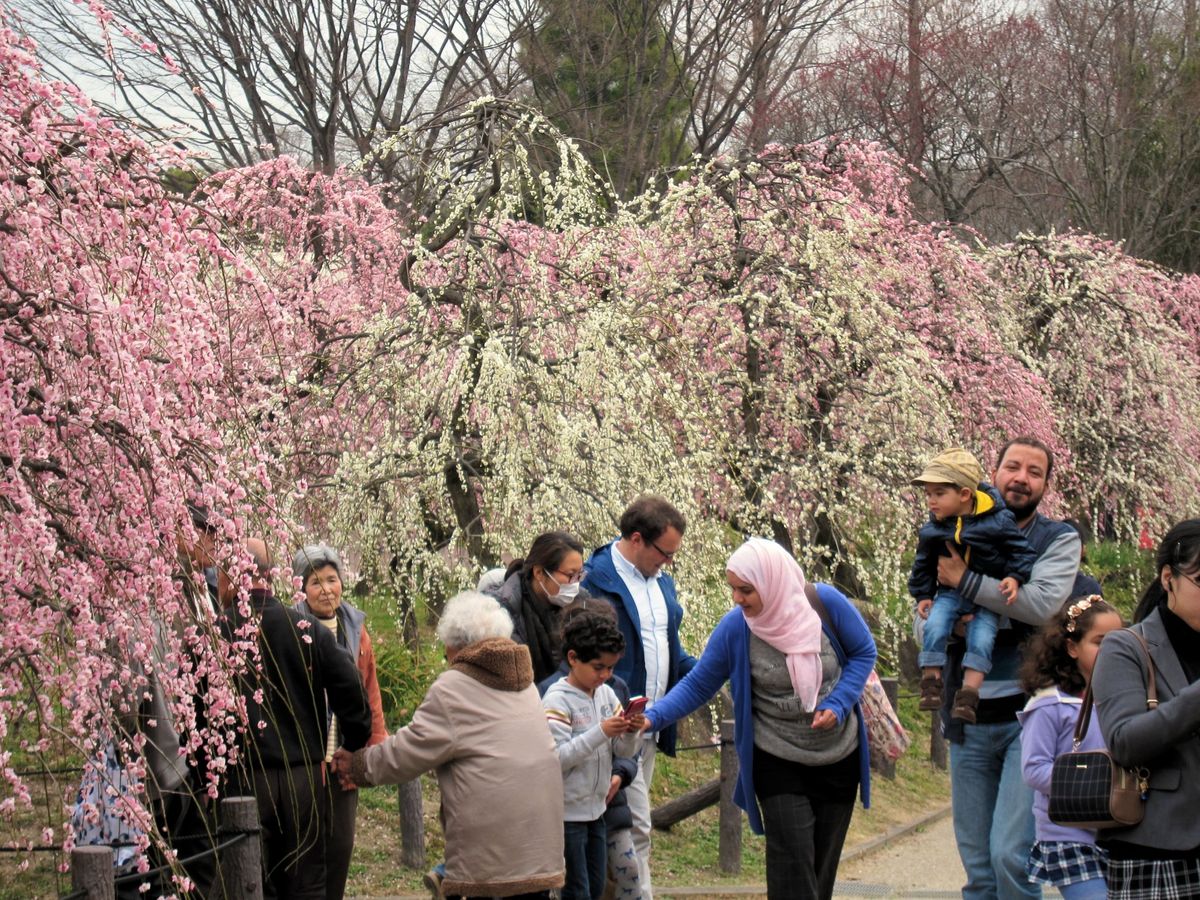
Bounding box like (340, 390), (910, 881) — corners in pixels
(502, 530), (585, 682)
(511, 530), (585, 581)
(1132, 518), (1200, 623)
(1020, 595), (1120, 695)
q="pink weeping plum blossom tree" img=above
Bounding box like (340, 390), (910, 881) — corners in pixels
(0, 17), (309, 886)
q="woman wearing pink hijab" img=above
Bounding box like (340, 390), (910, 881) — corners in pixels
(635, 538), (875, 899)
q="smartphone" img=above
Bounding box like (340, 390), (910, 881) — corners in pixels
(623, 696), (648, 719)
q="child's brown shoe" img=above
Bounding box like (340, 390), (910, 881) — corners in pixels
(919, 672), (944, 710)
(952, 687), (980, 724)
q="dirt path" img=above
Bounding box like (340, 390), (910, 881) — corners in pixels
(833, 808), (967, 898)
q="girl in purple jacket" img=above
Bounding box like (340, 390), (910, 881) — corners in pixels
(1016, 595), (1123, 899)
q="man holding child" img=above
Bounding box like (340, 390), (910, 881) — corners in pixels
(917, 437), (1080, 900)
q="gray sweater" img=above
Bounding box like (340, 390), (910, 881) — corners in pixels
(542, 679), (639, 821)
(748, 633), (858, 765)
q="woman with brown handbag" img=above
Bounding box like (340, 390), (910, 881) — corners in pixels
(1092, 519), (1200, 898)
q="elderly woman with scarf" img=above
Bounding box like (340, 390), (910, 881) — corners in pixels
(490, 531), (587, 684)
(632, 538), (875, 900)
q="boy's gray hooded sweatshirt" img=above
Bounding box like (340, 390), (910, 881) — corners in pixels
(542, 679), (640, 821)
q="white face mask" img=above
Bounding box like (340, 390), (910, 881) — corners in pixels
(543, 572), (581, 607)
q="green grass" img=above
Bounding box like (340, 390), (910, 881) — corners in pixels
(1084, 540), (1155, 620)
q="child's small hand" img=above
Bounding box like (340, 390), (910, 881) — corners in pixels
(999, 576), (1019, 605)
(601, 714), (630, 738)
(916, 598), (932, 619)
(606, 775), (621, 804)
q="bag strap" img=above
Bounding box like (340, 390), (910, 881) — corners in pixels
(805, 582), (829, 626)
(1074, 628), (1158, 747)
(804, 581), (842, 648)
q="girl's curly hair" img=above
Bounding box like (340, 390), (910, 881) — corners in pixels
(1019, 595), (1120, 695)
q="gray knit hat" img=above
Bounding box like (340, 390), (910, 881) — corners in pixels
(292, 543), (342, 585)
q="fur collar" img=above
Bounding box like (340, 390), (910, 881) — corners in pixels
(451, 637), (534, 692)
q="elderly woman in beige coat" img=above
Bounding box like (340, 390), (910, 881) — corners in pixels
(332, 591), (565, 900)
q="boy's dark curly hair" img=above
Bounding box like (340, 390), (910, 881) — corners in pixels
(1019, 595), (1121, 695)
(562, 607), (625, 662)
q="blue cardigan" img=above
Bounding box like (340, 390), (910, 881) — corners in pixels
(581, 541), (698, 756)
(644, 583), (876, 834)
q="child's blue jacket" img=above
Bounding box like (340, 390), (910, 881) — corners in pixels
(908, 481), (1039, 600)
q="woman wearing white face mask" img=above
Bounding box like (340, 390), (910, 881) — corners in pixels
(489, 531), (587, 683)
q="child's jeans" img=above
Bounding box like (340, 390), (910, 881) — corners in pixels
(606, 825), (642, 899)
(563, 817), (607, 900)
(919, 588), (999, 674)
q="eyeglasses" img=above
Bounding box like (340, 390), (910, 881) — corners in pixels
(642, 534), (678, 561)
(1177, 569), (1200, 592)
(552, 569), (583, 584)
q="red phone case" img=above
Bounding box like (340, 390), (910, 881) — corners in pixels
(624, 696), (648, 718)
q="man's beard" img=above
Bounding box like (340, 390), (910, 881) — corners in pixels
(1005, 490), (1041, 521)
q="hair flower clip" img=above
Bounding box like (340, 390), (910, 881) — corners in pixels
(1065, 595), (1100, 634)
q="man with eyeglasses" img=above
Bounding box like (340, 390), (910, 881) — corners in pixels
(581, 495), (698, 900)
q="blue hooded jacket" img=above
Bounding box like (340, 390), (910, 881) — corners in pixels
(909, 481), (1040, 600)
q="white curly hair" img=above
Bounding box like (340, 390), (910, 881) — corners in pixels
(436, 590), (514, 650)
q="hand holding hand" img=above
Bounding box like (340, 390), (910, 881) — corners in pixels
(916, 598), (932, 619)
(999, 576), (1019, 605)
(811, 708), (838, 730)
(626, 713), (652, 734)
(937, 543), (967, 588)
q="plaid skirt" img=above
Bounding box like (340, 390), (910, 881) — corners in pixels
(1027, 841), (1107, 888)
(1108, 856), (1200, 899)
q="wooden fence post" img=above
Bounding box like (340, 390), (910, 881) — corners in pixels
(930, 711), (948, 770)
(398, 778), (425, 869)
(218, 796), (263, 899)
(71, 845), (114, 900)
(650, 779), (720, 830)
(718, 719), (741, 874)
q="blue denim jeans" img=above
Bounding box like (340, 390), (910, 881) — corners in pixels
(563, 818), (607, 900)
(920, 588), (1001, 674)
(950, 719), (1040, 900)
(1058, 878), (1107, 899)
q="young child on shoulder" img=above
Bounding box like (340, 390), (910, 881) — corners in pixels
(911, 447), (1040, 723)
(542, 609), (640, 900)
(1017, 595), (1123, 900)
